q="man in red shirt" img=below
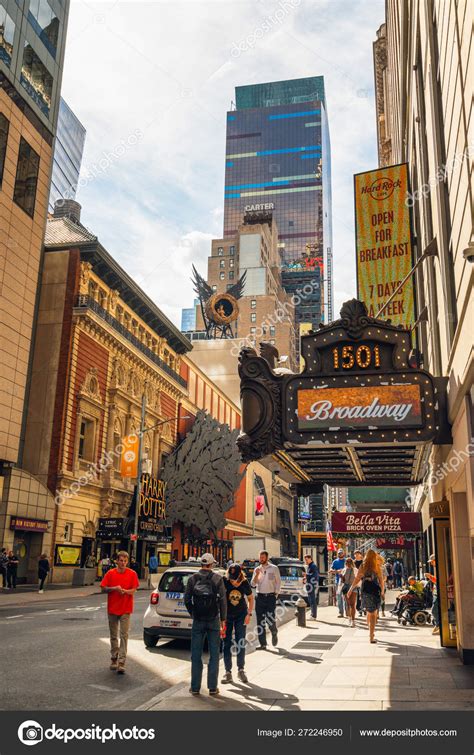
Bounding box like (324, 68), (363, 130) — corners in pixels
(101, 550), (140, 674)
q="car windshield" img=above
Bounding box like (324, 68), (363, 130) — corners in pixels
(279, 565), (305, 579)
(159, 571), (195, 593)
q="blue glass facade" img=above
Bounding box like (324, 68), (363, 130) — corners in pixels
(223, 77), (333, 329)
(49, 97), (86, 211)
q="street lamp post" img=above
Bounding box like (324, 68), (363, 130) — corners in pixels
(131, 409), (190, 560)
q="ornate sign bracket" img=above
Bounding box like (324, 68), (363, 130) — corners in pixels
(238, 299), (451, 488)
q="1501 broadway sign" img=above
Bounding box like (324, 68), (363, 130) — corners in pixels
(354, 163), (415, 329)
(332, 512), (422, 535)
(298, 384), (422, 430)
(238, 299), (450, 488)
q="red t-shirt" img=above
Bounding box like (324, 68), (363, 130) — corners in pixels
(101, 567), (140, 615)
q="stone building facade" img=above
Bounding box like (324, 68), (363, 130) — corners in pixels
(374, 0), (473, 661)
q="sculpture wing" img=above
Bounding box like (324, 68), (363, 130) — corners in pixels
(226, 269), (247, 300)
(192, 265), (213, 303)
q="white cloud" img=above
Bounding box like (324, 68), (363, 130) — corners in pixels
(62, 0), (384, 325)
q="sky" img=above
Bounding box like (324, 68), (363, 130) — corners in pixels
(61, 0), (385, 327)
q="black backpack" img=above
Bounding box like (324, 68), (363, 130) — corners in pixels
(192, 572), (218, 620)
(362, 574), (381, 597)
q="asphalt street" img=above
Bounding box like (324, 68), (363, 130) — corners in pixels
(0, 590), (296, 710)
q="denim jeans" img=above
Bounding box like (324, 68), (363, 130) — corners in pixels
(306, 583), (318, 618)
(255, 593), (277, 647)
(432, 595), (440, 627)
(337, 588), (345, 615)
(190, 617), (221, 692)
(223, 614), (247, 672)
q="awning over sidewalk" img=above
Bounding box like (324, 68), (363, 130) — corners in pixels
(238, 300), (451, 489)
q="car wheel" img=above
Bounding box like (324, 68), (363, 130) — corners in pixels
(143, 630), (159, 648)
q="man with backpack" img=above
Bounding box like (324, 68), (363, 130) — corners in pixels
(393, 559), (404, 589)
(184, 553), (227, 696)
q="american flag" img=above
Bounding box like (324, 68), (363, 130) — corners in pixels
(326, 521), (337, 552)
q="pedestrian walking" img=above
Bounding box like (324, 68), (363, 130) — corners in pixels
(353, 550), (364, 616)
(184, 553), (227, 696)
(129, 557), (140, 578)
(330, 548), (346, 617)
(100, 555), (111, 577)
(6, 550), (19, 589)
(0, 548), (8, 588)
(100, 550), (140, 674)
(303, 554), (319, 620)
(221, 563), (254, 684)
(424, 554), (440, 635)
(38, 553), (50, 593)
(251, 550), (281, 649)
(148, 552), (158, 574)
(377, 554), (388, 617)
(393, 559), (403, 588)
(385, 559), (393, 589)
(347, 549), (385, 643)
(341, 557), (357, 627)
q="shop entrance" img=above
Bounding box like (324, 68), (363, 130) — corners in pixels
(13, 531), (44, 583)
(433, 518), (457, 648)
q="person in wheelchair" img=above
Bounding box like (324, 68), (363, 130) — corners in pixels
(392, 575), (424, 617)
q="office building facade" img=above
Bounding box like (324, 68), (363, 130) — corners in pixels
(49, 96), (86, 211)
(223, 76), (333, 331)
(0, 0), (70, 579)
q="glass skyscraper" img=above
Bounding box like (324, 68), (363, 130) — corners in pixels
(49, 97), (86, 211)
(223, 76), (333, 328)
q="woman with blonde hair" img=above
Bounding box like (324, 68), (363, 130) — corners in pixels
(347, 549), (384, 643)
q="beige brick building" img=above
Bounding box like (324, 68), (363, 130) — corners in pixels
(199, 211), (297, 369)
(374, 0), (473, 662)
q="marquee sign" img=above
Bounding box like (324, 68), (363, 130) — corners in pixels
(297, 384), (422, 431)
(238, 299), (450, 487)
(332, 512), (422, 535)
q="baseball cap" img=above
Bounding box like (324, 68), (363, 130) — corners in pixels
(201, 552), (217, 566)
(337, 548), (344, 554)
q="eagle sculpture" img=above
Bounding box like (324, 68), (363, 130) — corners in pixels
(192, 265), (246, 339)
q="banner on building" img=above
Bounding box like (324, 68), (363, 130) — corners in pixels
(332, 512), (422, 535)
(354, 163), (415, 329)
(254, 495), (265, 518)
(120, 434), (139, 478)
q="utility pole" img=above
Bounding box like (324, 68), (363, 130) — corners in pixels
(132, 389), (147, 561)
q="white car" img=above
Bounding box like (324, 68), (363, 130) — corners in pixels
(275, 560), (308, 602)
(143, 564), (225, 647)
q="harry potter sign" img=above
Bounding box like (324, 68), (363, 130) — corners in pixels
(332, 512), (422, 535)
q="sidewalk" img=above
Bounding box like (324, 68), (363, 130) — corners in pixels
(140, 594), (474, 711)
(0, 579), (151, 607)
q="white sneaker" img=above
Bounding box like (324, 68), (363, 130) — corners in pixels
(38, 589), (44, 594)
